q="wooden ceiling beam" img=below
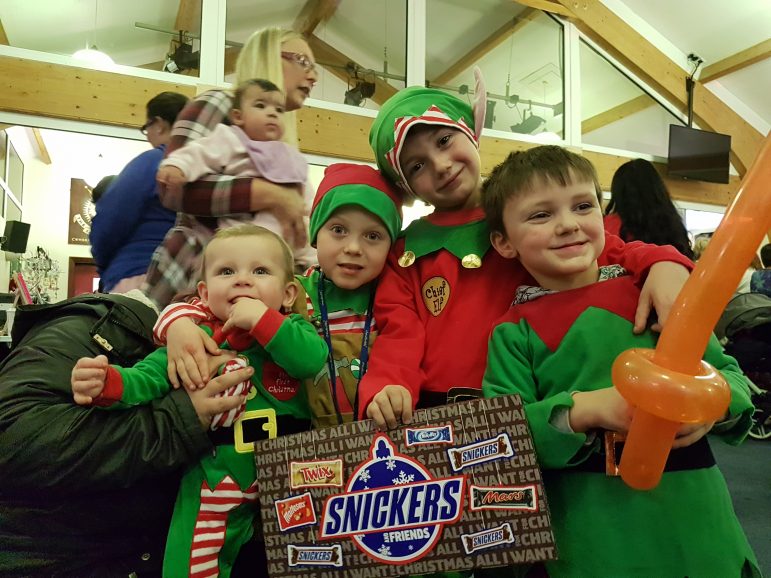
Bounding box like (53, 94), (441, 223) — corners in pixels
(582, 94), (653, 134)
(175, 0), (202, 33)
(700, 39), (771, 83)
(554, 0), (763, 176)
(513, 0), (573, 18)
(306, 35), (397, 106)
(293, 0), (340, 36)
(0, 55), (742, 208)
(0, 19), (9, 46)
(31, 128), (52, 165)
(432, 9), (539, 86)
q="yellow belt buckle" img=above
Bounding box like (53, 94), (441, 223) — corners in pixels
(234, 409), (278, 454)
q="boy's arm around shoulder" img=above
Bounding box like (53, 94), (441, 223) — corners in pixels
(704, 335), (755, 444)
(482, 315), (593, 470)
(254, 309), (328, 379)
(357, 248), (427, 418)
(601, 234), (693, 282)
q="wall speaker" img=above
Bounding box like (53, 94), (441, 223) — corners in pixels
(1, 220), (31, 254)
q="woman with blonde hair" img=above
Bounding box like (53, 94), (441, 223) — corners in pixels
(142, 27), (318, 310)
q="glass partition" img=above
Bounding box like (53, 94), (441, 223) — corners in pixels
(580, 40), (682, 156)
(0, 0), (202, 76)
(225, 0), (407, 111)
(426, 1), (564, 138)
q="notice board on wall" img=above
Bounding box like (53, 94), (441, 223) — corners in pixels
(255, 394), (556, 577)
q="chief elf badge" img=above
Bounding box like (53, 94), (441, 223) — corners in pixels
(422, 276), (450, 316)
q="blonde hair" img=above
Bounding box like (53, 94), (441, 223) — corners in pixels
(235, 27), (305, 145)
(202, 225), (295, 282)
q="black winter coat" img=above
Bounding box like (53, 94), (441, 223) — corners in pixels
(0, 294), (211, 577)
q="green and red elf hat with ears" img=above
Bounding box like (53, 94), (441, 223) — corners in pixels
(309, 163), (403, 246)
(369, 67), (487, 196)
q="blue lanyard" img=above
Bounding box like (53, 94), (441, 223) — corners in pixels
(317, 271), (375, 425)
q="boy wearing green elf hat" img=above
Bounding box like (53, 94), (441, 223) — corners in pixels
(359, 70), (694, 430)
(153, 163), (403, 428)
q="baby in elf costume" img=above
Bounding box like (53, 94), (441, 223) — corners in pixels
(71, 224), (326, 578)
(481, 146), (760, 577)
(360, 70), (695, 429)
(154, 163), (403, 428)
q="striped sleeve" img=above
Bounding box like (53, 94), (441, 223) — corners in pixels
(153, 297), (210, 344)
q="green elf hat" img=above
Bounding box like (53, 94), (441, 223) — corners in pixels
(309, 163), (403, 245)
(369, 67), (487, 195)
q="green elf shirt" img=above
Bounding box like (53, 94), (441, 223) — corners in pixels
(483, 271), (760, 578)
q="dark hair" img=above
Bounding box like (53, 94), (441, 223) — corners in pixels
(481, 145), (602, 235)
(146, 91), (189, 125)
(761, 244), (771, 268)
(91, 175), (117, 204)
(233, 78), (282, 109)
(605, 159), (694, 260)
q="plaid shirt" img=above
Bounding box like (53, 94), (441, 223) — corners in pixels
(143, 90), (265, 310)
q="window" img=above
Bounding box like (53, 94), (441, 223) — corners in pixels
(224, 0), (407, 110)
(426, 1), (564, 138)
(579, 40), (681, 156)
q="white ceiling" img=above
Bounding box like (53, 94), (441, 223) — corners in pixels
(0, 0), (768, 172)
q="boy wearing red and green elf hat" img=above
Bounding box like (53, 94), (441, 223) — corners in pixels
(152, 163), (403, 428)
(360, 71), (694, 429)
(293, 163), (402, 427)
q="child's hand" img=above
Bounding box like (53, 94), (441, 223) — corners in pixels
(222, 298), (268, 334)
(634, 262), (690, 333)
(156, 166), (187, 188)
(569, 387), (633, 434)
(71, 355), (108, 405)
(672, 420), (715, 448)
(166, 317), (222, 390)
(366, 385), (413, 430)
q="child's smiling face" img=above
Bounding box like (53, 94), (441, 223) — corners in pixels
(398, 125), (482, 212)
(316, 206), (392, 291)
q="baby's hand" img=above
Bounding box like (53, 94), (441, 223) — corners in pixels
(366, 385), (413, 430)
(222, 298), (268, 334)
(71, 355), (109, 405)
(156, 166), (187, 190)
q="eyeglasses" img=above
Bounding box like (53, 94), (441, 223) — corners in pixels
(140, 117), (158, 135)
(281, 51), (317, 74)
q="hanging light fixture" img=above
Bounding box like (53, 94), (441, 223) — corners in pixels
(72, 0), (114, 66)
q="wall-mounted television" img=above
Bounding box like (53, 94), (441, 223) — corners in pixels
(668, 125), (731, 184)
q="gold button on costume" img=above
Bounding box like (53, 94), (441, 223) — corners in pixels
(399, 250), (416, 268)
(462, 253), (482, 269)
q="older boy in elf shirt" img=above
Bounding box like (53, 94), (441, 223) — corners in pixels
(480, 146), (759, 578)
(71, 225), (327, 578)
(360, 79), (694, 429)
(153, 163), (403, 428)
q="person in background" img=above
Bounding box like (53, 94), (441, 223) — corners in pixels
(90, 91), (189, 293)
(481, 146), (759, 578)
(0, 291), (251, 576)
(157, 78), (309, 249)
(89, 174), (116, 205)
(143, 27), (319, 311)
(750, 243), (771, 297)
(693, 232), (762, 295)
(604, 158), (694, 259)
